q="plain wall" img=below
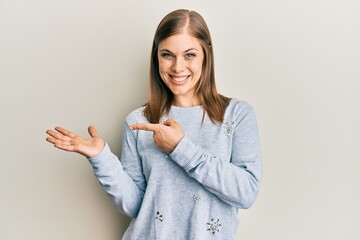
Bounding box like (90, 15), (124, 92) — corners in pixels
(1, 0), (359, 239)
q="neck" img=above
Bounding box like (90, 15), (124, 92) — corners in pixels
(173, 96), (201, 107)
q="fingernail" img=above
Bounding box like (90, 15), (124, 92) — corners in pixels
(129, 126), (134, 130)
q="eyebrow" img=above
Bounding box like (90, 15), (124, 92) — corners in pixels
(159, 48), (199, 53)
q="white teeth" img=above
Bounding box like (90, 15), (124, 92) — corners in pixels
(172, 76), (188, 82)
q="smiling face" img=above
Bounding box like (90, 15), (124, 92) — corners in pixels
(158, 31), (204, 107)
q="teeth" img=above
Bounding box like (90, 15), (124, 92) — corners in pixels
(172, 76), (188, 82)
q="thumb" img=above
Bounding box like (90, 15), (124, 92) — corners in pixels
(88, 126), (100, 138)
(164, 118), (177, 127)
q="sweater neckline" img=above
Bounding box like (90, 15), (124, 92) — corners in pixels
(169, 105), (204, 114)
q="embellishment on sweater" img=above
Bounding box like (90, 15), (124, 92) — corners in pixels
(207, 218), (221, 235)
(155, 211), (163, 222)
(193, 193), (201, 203)
(222, 121), (234, 136)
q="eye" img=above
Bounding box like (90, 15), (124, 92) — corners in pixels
(185, 53), (196, 58)
(161, 53), (175, 59)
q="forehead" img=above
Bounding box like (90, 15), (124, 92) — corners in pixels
(158, 32), (202, 52)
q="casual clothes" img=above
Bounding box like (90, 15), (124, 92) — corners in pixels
(88, 98), (262, 239)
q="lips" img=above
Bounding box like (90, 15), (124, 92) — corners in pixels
(170, 75), (190, 85)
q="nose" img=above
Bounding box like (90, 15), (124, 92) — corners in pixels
(171, 57), (185, 73)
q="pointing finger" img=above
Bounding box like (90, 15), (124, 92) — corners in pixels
(130, 123), (160, 132)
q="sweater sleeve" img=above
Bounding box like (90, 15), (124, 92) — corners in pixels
(88, 121), (146, 218)
(169, 104), (262, 209)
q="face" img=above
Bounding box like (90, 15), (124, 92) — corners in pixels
(158, 31), (204, 106)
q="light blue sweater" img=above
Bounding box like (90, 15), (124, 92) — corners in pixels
(89, 99), (262, 239)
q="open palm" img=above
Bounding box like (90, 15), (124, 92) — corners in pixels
(46, 126), (105, 158)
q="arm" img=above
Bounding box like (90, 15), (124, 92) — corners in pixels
(46, 124), (145, 218)
(169, 105), (262, 209)
(129, 103), (262, 209)
(88, 122), (146, 218)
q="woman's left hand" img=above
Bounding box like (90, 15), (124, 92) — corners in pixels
(130, 118), (184, 153)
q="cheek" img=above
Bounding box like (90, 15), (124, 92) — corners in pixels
(158, 61), (170, 82)
(190, 60), (203, 75)
(159, 61), (173, 75)
(158, 59), (165, 72)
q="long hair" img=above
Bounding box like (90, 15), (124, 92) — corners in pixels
(144, 9), (230, 124)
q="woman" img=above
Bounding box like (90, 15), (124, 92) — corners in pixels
(46, 9), (262, 239)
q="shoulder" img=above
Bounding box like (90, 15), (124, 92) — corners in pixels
(125, 106), (150, 125)
(224, 98), (257, 127)
(226, 98), (254, 116)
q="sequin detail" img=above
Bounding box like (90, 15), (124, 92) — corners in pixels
(207, 218), (221, 235)
(155, 211), (163, 222)
(193, 193), (201, 203)
(222, 121), (234, 136)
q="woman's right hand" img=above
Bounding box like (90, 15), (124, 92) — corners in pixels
(46, 126), (105, 158)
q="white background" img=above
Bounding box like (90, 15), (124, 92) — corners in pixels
(1, 0), (359, 239)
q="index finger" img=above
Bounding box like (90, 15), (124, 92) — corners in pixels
(130, 123), (160, 132)
(54, 126), (76, 138)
